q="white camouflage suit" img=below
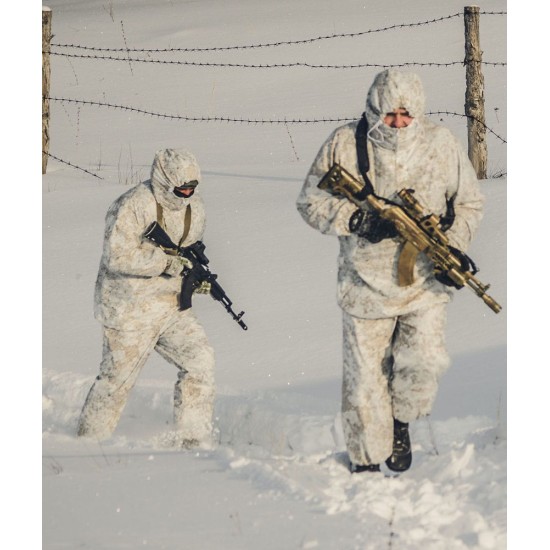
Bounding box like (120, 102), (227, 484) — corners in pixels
(77, 149), (215, 445)
(296, 70), (484, 466)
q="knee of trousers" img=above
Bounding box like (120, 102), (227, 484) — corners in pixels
(90, 370), (136, 398)
(391, 369), (442, 421)
(174, 344), (215, 382)
(391, 348), (450, 383)
(174, 345), (216, 405)
(98, 331), (157, 388)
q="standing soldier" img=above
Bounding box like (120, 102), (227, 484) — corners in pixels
(296, 69), (484, 473)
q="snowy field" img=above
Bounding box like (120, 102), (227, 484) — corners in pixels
(10, 0), (531, 547)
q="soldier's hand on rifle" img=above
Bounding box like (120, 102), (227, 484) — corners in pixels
(163, 255), (193, 277)
(194, 281), (212, 295)
(434, 246), (470, 289)
(349, 209), (399, 243)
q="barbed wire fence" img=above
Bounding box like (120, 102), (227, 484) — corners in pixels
(44, 97), (507, 143)
(42, 7), (506, 180)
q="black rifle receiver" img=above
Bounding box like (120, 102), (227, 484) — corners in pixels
(144, 222), (248, 330)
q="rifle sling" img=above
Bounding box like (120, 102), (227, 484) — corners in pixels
(354, 113), (375, 197)
(156, 200), (192, 248)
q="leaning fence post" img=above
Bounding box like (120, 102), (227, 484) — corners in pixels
(43, 6), (52, 175)
(464, 5), (487, 179)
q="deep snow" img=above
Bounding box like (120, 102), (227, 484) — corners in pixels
(22, 0), (518, 547)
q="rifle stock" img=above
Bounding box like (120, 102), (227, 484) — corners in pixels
(318, 163), (502, 314)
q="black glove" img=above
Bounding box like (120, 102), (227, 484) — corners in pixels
(434, 246), (471, 289)
(349, 209), (399, 243)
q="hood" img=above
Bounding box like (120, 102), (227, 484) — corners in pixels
(151, 149), (201, 211)
(365, 69), (426, 127)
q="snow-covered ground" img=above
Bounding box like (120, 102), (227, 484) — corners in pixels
(15, 0), (519, 547)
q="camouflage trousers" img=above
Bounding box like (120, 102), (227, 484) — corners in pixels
(77, 309), (215, 443)
(341, 303), (450, 466)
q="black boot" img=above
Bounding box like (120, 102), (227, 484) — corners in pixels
(349, 462), (380, 473)
(385, 418), (412, 472)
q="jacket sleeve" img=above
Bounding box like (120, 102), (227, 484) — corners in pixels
(296, 128), (357, 236)
(444, 137), (485, 251)
(102, 197), (170, 277)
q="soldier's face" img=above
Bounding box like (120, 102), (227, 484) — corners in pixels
(173, 179), (199, 197)
(383, 108), (413, 128)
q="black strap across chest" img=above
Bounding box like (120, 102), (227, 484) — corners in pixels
(354, 112), (455, 230)
(354, 113), (375, 196)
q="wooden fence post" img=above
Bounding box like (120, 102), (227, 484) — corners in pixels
(464, 5), (487, 179)
(43, 7), (52, 175)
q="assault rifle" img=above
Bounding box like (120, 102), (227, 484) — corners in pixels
(144, 222), (248, 330)
(318, 163), (502, 313)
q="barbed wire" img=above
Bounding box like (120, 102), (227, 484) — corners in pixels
(47, 97), (507, 143)
(48, 96), (355, 124)
(47, 51), (506, 69)
(50, 11), (505, 53)
(426, 111), (506, 143)
(45, 11), (506, 181)
(44, 152), (104, 180)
